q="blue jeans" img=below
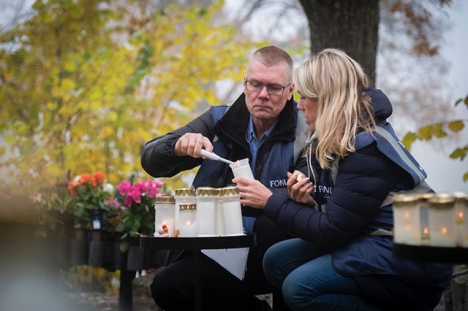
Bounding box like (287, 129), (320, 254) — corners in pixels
(263, 238), (383, 311)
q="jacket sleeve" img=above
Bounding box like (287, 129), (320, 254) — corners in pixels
(263, 143), (407, 251)
(140, 109), (214, 178)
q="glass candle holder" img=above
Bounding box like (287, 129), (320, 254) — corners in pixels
(393, 194), (421, 245)
(155, 196), (176, 237)
(453, 191), (467, 247)
(428, 194), (456, 247)
(418, 193), (434, 244)
(229, 158), (254, 180)
(196, 187), (217, 237)
(175, 187), (196, 233)
(179, 203), (198, 237)
(215, 188), (225, 236)
(221, 186), (244, 236)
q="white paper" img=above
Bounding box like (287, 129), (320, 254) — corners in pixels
(201, 247), (249, 280)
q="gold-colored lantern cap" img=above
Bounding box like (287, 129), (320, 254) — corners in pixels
(393, 194), (418, 207)
(175, 188), (196, 197)
(155, 195), (175, 204)
(453, 191), (467, 203)
(197, 187), (217, 196)
(222, 186), (239, 196)
(428, 193), (455, 209)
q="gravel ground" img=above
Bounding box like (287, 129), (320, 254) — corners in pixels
(67, 292), (119, 311)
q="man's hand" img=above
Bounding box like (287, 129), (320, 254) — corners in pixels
(287, 171), (315, 206)
(174, 133), (213, 158)
(232, 177), (272, 209)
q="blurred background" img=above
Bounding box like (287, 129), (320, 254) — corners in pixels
(0, 0), (467, 310)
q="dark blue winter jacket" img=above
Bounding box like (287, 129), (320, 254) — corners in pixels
(263, 87), (453, 310)
(141, 93), (308, 217)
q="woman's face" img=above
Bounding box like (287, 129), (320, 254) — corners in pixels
(297, 92), (319, 132)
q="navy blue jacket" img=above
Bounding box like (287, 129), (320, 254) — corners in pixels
(141, 93), (308, 217)
(263, 88), (453, 310)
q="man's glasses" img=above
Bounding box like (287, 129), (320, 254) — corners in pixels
(244, 79), (291, 96)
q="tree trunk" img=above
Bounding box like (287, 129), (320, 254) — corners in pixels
(299, 0), (380, 84)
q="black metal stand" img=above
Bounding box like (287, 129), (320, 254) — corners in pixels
(393, 243), (468, 263)
(140, 234), (257, 311)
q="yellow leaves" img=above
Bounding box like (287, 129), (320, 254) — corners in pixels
(449, 146), (468, 162)
(401, 132), (417, 151)
(46, 102), (57, 110)
(416, 123), (447, 141)
(61, 78), (77, 91)
(91, 100), (103, 110)
(455, 95), (468, 109)
(448, 120), (465, 132)
(107, 111), (118, 122)
(4, 134), (16, 145)
(1, 0), (252, 194)
(404, 120), (465, 151)
(99, 126), (114, 140)
(402, 111), (467, 184)
(64, 60), (76, 72)
(58, 104), (77, 117)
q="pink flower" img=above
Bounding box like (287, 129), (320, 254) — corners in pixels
(148, 180), (163, 197)
(117, 181), (132, 196)
(116, 178), (165, 209)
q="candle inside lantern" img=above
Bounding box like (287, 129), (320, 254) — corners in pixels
(179, 203), (198, 237)
(155, 196), (176, 237)
(428, 194), (456, 247)
(221, 186), (244, 236)
(215, 189), (225, 236)
(456, 211), (464, 247)
(229, 158), (254, 180)
(196, 187), (217, 237)
(453, 191), (467, 247)
(393, 194), (421, 245)
(174, 188), (196, 232)
(418, 193), (433, 244)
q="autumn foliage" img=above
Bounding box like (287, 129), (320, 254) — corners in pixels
(0, 0), (252, 193)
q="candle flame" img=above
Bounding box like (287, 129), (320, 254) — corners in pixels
(186, 221), (191, 226)
(404, 211), (410, 218)
(441, 227), (447, 234)
(423, 228), (429, 235)
(459, 211), (464, 218)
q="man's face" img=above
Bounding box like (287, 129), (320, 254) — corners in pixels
(244, 59), (294, 122)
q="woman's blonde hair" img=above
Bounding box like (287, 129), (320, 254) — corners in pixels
(294, 48), (376, 169)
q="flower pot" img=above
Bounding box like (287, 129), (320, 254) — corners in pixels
(70, 228), (89, 265)
(88, 207), (105, 230)
(52, 235), (71, 270)
(88, 240), (104, 267)
(111, 232), (124, 270)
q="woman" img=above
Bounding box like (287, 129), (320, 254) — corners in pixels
(233, 49), (453, 311)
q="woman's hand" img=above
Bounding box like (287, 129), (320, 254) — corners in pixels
(287, 172), (315, 207)
(232, 177), (272, 209)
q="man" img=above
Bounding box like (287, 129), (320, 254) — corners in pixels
(141, 46), (307, 311)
